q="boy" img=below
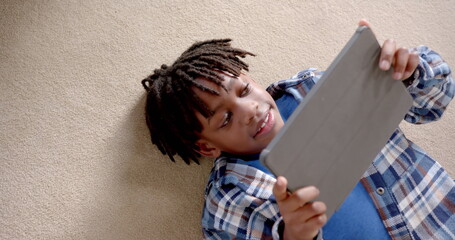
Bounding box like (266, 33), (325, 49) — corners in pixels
(141, 21), (454, 239)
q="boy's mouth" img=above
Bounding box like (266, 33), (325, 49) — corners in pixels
(254, 110), (274, 138)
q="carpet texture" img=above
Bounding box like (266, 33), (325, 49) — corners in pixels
(1, 1), (454, 239)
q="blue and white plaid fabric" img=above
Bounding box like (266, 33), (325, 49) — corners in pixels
(202, 46), (454, 239)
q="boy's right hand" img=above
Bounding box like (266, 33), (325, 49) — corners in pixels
(273, 176), (327, 240)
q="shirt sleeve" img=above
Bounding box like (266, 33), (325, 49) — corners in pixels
(404, 45), (454, 124)
(202, 184), (282, 240)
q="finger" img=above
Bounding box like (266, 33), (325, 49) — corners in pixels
(289, 201), (327, 223)
(358, 19), (370, 27)
(305, 213), (328, 230)
(273, 176), (289, 202)
(402, 52), (420, 80)
(379, 39), (396, 71)
(392, 47), (410, 80)
(285, 213), (327, 239)
(283, 186), (320, 212)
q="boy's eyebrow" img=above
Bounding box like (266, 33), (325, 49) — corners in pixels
(223, 75), (237, 92)
(207, 77), (237, 125)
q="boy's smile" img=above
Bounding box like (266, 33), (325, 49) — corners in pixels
(193, 73), (285, 157)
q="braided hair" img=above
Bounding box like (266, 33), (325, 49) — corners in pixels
(141, 39), (255, 164)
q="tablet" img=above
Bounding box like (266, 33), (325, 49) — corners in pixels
(259, 26), (413, 218)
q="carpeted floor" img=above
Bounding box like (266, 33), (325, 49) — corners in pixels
(1, 1), (454, 239)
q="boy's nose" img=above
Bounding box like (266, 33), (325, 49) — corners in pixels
(243, 101), (259, 125)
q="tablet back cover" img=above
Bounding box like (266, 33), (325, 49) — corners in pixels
(260, 26), (413, 218)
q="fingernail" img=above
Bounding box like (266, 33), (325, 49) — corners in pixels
(380, 60), (389, 70)
(393, 72), (402, 80)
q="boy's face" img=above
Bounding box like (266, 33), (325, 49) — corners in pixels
(193, 73), (285, 157)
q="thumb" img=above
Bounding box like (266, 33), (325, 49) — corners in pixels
(273, 176), (289, 202)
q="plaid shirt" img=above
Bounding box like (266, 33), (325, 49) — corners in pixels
(201, 46), (455, 239)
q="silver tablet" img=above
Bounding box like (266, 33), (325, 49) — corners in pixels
(260, 26), (413, 218)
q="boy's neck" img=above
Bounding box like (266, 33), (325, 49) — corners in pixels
(220, 152), (261, 161)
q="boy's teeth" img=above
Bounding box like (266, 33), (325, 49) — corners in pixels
(257, 113), (269, 133)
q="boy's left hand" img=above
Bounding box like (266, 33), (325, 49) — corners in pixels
(358, 19), (420, 81)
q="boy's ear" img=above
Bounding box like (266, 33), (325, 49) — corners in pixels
(194, 140), (221, 158)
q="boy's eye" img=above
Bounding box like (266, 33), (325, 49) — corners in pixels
(220, 112), (232, 128)
(240, 83), (251, 97)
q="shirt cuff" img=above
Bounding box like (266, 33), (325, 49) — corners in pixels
(272, 216), (284, 240)
(314, 229), (324, 240)
(272, 216), (324, 240)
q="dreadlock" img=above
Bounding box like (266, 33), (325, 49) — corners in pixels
(141, 39), (255, 164)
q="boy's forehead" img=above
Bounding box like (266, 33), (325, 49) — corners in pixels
(194, 73), (238, 91)
(191, 74), (239, 115)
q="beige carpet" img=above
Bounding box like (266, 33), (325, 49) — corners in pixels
(1, 1), (454, 239)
